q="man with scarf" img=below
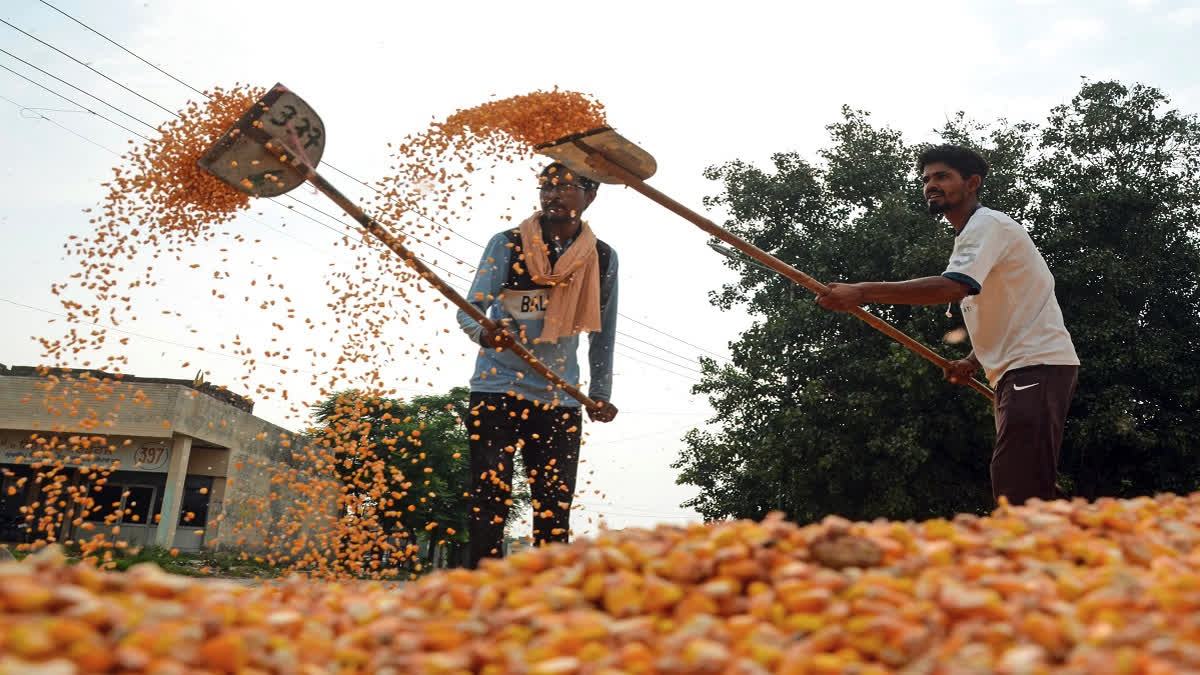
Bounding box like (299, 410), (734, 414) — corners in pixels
(457, 162), (619, 567)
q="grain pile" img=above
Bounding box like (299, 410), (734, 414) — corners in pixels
(4, 493), (1200, 673)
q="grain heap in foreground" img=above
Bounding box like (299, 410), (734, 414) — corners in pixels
(4, 492), (1200, 674)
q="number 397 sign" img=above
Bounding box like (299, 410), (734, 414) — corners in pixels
(132, 443), (170, 471)
(197, 83), (327, 198)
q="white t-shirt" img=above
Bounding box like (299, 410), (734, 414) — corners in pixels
(943, 206), (1079, 387)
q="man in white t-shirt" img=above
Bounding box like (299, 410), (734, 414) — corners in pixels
(816, 144), (1080, 506)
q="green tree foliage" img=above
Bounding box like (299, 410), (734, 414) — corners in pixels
(307, 386), (530, 567)
(674, 79), (1200, 524)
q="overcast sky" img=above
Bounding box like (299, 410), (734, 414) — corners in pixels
(1, 0), (1197, 536)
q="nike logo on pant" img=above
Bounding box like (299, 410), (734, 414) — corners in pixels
(1013, 383), (1040, 391)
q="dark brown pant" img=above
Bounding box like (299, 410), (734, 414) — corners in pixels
(991, 364), (1079, 506)
(465, 392), (582, 568)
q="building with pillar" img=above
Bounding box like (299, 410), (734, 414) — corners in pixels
(0, 364), (313, 552)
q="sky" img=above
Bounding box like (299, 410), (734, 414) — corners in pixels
(1, 0), (1197, 537)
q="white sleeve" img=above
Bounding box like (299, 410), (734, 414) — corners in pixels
(942, 216), (1012, 295)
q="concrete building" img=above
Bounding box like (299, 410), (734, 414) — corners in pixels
(0, 363), (309, 552)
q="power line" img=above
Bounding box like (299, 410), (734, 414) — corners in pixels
(247, 212), (320, 250)
(17, 105), (86, 115)
(585, 502), (700, 516)
(583, 500), (697, 516)
(0, 92), (119, 154)
(616, 330), (707, 372)
(35, 0), (208, 100)
(0, 61), (149, 141)
(278, 192), (478, 270)
(320, 163), (485, 249)
(23, 2), (733, 364)
(618, 343), (704, 376)
(0, 17), (175, 117)
(0, 296), (459, 400)
(614, 349), (702, 383)
(576, 507), (698, 522)
(617, 314), (730, 362)
(591, 423), (698, 446)
(0, 45), (156, 130)
(262, 195), (709, 380)
(267, 198), (480, 288)
(616, 409), (712, 416)
(0, 296), (316, 376)
(0, 93), (322, 251)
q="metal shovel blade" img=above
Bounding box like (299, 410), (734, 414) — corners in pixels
(197, 83), (327, 198)
(535, 127), (657, 184)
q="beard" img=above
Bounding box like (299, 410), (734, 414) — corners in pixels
(543, 210), (571, 225)
(542, 202), (572, 224)
(927, 193), (948, 216)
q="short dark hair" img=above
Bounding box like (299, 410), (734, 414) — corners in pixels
(916, 144), (989, 187)
(541, 162), (598, 193)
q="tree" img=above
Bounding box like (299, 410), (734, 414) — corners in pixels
(674, 79), (1200, 525)
(1026, 81), (1200, 498)
(308, 386), (530, 569)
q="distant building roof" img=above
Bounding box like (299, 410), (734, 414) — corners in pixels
(0, 363), (254, 414)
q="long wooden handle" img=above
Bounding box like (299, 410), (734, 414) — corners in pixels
(285, 155), (600, 410)
(577, 144), (995, 403)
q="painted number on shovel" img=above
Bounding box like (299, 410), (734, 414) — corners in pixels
(266, 103), (323, 150)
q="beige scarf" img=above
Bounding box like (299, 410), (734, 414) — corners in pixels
(518, 212), (602, 343)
